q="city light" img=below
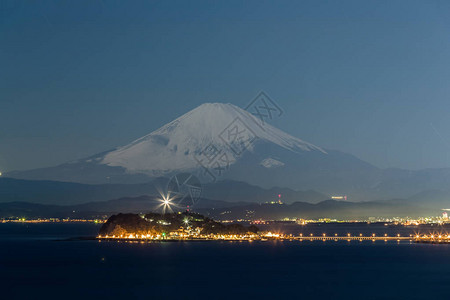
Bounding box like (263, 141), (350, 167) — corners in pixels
(95, 231), (450, 243)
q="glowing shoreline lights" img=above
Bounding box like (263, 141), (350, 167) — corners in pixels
(97, 227), (450, 243)
(413, 232), (450, 243)
(97, 233), (450, 243)
(96, 191), (450, 243)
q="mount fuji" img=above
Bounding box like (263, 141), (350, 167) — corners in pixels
(101, 103), (326, 174)
(7, 103), (384, 199)
(11, 101), (450, 203)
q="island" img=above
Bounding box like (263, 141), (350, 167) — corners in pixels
(98, 212), (260, 241)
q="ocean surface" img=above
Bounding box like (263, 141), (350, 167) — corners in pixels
(1, 223), (450, 299)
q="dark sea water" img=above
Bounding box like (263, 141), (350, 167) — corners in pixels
(1, 223), (450, 300)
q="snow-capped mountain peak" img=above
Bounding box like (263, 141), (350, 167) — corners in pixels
(100, 102), (325, 174)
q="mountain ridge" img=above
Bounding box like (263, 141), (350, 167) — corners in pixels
(5, 103), (376, 197)
(5, 102), (450, 202)
(0, 177), (330, 205)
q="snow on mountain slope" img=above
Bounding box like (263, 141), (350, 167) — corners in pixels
(5, 102), (393, 199)
(260, 158), (285, 168)
(101, 103), (325, 174)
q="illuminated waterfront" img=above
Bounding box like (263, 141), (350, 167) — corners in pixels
(3, 215), (448, 225)
(97, 232), (450, 244)
(96, 219), (450, 244)
(4, 216), (450, 244)
(0, 218), (106, 224)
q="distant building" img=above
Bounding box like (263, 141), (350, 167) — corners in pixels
(277, 194), (283, 204)
(267, 194), (283, 205)
(331, 195), (347, 201)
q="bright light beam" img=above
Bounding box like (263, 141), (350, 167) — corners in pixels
(155, 190), (178, 214)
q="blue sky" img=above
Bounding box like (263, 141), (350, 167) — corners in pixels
(2, 0), (450, 171)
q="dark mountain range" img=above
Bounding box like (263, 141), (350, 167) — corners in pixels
(199, 200), (440, 220)
(2, 103), (381, 200)
(0, 196), (250, 219)
(6, 103), (450, 201)
(0, 177), (160, 205)
(0, 177), (330, 205)
(0, 190), (447, 220)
